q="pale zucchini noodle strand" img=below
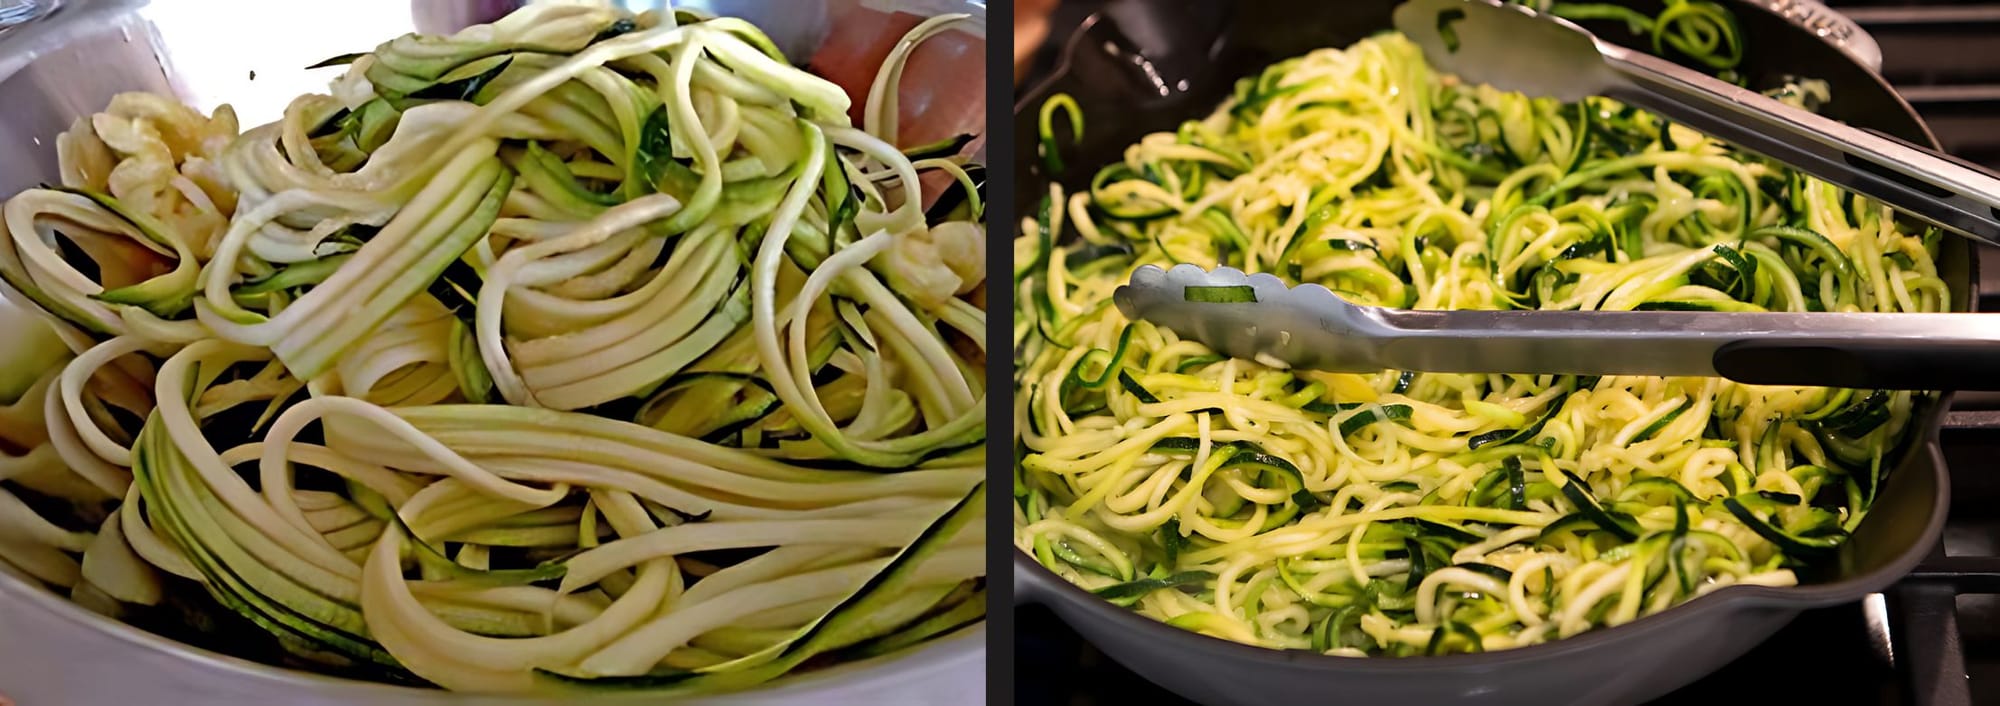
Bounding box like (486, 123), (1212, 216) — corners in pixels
(0, 4), (987, 694)
(1015, 30), (1937, 656)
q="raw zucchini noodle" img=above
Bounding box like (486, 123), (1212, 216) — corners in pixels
(1013, 22), (1943, 655)
(0, 4), (986, 693)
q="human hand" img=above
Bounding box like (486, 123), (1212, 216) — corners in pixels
(1015, 0), (1060, 82)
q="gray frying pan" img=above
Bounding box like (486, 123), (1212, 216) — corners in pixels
(1010, 1), (1967, 703)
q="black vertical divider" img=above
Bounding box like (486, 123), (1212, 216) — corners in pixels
(987, 2), (1020, 704)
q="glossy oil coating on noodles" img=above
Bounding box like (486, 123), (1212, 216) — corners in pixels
(1014, 25), (1941, 655)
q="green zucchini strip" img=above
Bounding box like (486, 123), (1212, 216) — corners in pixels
(1014, 5), (1934, 658)
(0, 3), (987, 694)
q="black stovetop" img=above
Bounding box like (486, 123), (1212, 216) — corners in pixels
(1015, 2), (2000, 704)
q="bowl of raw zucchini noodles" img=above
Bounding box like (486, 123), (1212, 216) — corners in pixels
(1012, 1), (1959, 704)
(0, 0), (987, 702)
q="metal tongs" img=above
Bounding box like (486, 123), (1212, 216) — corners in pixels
(1116, 265), (2000, 390)
(1111, 0), (2000, 390)
(1397, 0), (2000, 243)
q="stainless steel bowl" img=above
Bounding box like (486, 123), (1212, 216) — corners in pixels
(0, 1), (987, 703)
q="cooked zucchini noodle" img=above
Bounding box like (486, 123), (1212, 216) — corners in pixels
(1014, 29), (1941, 655)
(0, 4), (985, 693)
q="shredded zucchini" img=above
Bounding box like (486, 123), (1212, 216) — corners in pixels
(0, 4), (985, 693)
(1014, 11), (1940, 655)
